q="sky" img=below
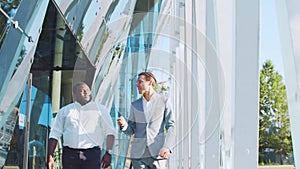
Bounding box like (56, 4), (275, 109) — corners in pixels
(259, 0), (284, 76)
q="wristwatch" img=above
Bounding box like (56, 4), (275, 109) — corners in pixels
(106, 149), (113, 154)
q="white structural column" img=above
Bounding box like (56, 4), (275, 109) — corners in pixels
(216, 0), (234, 168)
(276, 1), (300, 168)
(204, 0), (221, 168)
(233, 1), (259, 169)
(184, 1), (194, 169)
(190, 0), (206, 168)
(145, 0), (260, 168)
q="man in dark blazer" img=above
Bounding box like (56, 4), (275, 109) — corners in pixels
(117, 72), (176, 169)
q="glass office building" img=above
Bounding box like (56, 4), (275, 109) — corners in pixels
(1, 0), (299, 169)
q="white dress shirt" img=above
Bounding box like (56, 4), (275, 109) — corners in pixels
(142, 96), (153, 121)
(121, 96), (153, 131)
(49, 101), (116, 149)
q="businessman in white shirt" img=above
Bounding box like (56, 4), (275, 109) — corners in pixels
(47, 82), (115, 169)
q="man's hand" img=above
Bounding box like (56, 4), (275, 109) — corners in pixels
(159, 147), (171, 159)
(47, 138), (58, 169)
(100, 151), (112, 168)
(117, 116), (126, 127)
(47, 155), (55, 169)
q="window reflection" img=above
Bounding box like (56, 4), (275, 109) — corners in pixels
(0, 0), (20, 48)
(1, 0), (165, 168)
(3, 1), (94, 168)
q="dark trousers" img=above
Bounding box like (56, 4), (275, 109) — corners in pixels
(62, 146), (101, 169)
(131, 147), (167, 169)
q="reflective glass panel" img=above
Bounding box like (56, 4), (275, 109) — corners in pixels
(0, 0), (21, 48)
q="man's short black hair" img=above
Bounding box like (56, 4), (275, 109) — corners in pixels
(72, 82), (89, 93)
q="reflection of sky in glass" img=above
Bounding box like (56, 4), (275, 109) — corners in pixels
(23, 1), (49, 50)
(107, 1), (129, 22)
(82, 0), (100, 34)
(82, 1), (128, 34)
(0, 1), (49, 127)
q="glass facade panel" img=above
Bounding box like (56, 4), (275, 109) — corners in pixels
(83, 0), (136, 64)
(0, 0), (21, 49)
(0, 0), (49, 167)
(0, 0), (263, 169)
(0, 0), (49, 109)
(110, 1), (162, 168)
(1, 1), (95, 168)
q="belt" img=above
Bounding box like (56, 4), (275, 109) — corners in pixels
(64, 146), (100, 152)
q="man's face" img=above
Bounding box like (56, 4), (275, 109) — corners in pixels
(136, 75), (152, 94)
(73, 84), (91, 105)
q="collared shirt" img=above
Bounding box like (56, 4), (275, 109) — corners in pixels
(49, 101), (116, 149)
(142, 96), (153, 121)
(122, 95), (154, 131)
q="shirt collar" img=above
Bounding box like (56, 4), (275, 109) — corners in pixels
(142, 92), (157, 102)
(74, 101), (93, 106)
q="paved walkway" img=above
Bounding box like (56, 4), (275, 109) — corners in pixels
(258, 165), (294, 169)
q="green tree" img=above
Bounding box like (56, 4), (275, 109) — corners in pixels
(259, 60), (293, 164)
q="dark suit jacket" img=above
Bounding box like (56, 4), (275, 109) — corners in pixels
(123, 92), (176, 159)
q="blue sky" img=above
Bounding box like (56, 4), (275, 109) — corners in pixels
(259, 0), (284, 76)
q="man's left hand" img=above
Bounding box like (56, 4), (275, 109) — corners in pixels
(159, 147), (171, 159)
(100, 151), (112, 168)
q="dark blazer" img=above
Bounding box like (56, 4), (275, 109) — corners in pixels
(123, 92), (176, 159)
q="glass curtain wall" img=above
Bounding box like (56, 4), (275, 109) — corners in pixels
(1, 0), (95, 168)
(0, 0), (263, 168)
(0, 0), (20, 49)
(0, 0), (50, 168)
(1, 0), (161, 168)
(112, 1), (163, 168)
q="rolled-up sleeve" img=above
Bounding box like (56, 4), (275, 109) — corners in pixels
(49, 108), (65, 140)
(98, 104), (117, 136)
